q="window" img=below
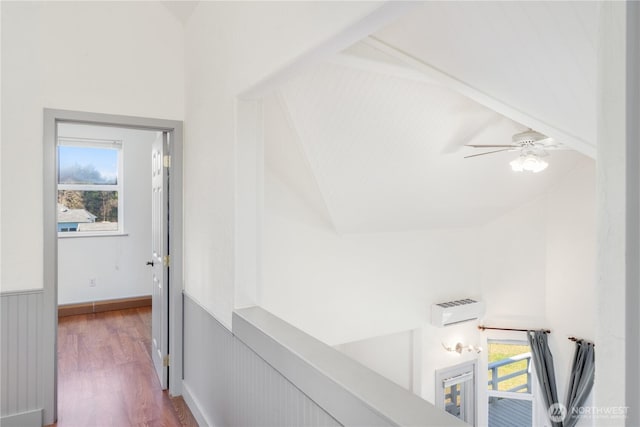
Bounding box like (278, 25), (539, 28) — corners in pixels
(57, 138), (123, 234)
(487, 340), (534, 427)
(435, 361), (476, 425)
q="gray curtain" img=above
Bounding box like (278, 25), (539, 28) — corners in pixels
(563, 340), (595, 427)
(528, 330), (562, 427)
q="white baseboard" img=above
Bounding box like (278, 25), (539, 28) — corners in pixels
(0, 409), (43, 427)
(182, 381), (214, 427)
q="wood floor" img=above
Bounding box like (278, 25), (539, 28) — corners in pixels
(53, 307), (197, 427)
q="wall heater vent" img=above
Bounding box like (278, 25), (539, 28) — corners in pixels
(431, 298), (485, 327)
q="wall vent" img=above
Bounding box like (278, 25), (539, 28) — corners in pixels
(431, 298), (485, 327)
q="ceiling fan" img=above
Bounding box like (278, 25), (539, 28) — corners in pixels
(464, 129), (562, 173)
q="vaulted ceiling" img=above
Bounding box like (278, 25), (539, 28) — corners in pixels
(265, 1), (598, 233)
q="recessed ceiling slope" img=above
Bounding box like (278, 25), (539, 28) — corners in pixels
(373, 1), (597, 156)
(278, 62), (589, 233)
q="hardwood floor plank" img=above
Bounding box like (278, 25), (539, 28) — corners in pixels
(52, 307), (195, 427)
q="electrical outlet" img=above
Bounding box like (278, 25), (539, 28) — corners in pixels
(89, 278), (96, 287)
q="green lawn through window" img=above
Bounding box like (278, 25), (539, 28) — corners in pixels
(488, 343), (531, 393)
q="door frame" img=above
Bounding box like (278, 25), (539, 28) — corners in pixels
(43, 109), (184, 423)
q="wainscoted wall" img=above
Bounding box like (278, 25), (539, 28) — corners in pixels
(183, 294), (464, 427)
(0, 290), (44, 427)
(183, 294), (341, 427)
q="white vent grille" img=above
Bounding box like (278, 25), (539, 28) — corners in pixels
(432, 299), (484, 327)
(436, 299), (477, 308)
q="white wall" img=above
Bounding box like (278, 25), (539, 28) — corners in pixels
(57, 123), (157, 304)
(0, 1), (184, 293)
(544, 162), (596, 427)
(335, 330), (414, 391)
(182, 1), (396, 327)
(475, 159), (596, 426)
(261, 95), (481, 345)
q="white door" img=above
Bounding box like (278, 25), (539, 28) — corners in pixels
(149, 132), (169, 389)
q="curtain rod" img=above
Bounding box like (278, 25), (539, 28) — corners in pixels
(478, 325), (551, 333)
(568, 336), (595, 347)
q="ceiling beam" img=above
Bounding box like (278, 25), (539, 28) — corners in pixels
(363, 36), (597, 159)
(326, 52), (441, 87)
(238, 2), (418, 100)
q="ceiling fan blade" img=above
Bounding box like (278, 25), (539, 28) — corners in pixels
(465, 144), (518, 148)
(464, 148), (513, 158)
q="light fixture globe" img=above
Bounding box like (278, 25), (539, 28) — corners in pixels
(510, 153), (548, 173)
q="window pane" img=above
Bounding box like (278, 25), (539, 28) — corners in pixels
(489, 398), (532, 427)
(444, 384), (462, 418)
(58, 145), (118, 185)
(58, 190), (118, 232)
(488, 342), (532, 393)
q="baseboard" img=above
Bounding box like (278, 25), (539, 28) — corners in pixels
(182, 381), (214, 427)
(1, 408), (42, 427)
(58, 295), (151, 317)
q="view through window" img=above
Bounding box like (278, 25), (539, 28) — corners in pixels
(57, 140), (122, 233)
(487, 340), (534, 426)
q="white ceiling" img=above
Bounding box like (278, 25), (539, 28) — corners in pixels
(275, 61), (590, 233)
(373, 1), (598, 155)
(264, 1), (597, 233)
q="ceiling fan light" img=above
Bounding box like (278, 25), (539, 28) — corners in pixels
(523, 154), (548, 173)
(530, 158), (548, 173)
(510, 156), (525, 172)
(510, 154), (548, 173)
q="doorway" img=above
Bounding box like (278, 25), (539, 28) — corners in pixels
(43, 109), (184, 422)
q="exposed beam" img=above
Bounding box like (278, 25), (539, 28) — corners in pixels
(326, 52), (441, 87)
(363, 36), (597, 159)
(238, 2), (418, 100)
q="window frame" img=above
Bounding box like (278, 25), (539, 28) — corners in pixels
(57, 137), (125, 237)
(435, 360), (477, 425)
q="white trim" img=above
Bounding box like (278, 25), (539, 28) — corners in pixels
(234, 99), (263, 309)
(626, 2), (640, 424)
(327, 51), (441, 87)
(182, 382), (213, 427)
(57, 232), (129, 239)
(57, 136), (123, 148)
(0, 409), (43, 427)
(595, 4), (635, 422)
(57, 184), (119, 191)
(487, 390), (533, 401)
(0, 288), (44, 297)
(183, 289), (231, 331)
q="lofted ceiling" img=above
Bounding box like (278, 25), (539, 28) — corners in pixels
(265, 1), (597, 234)
(373, 1), (598, 156)
(274, 62), (590, 233)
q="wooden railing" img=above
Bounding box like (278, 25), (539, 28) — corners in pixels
(488, 352), (532, 395)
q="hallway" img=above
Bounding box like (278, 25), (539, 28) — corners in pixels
(53, 307), (196, 426)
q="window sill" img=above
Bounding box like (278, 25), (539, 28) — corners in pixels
(58, 232), (129, 239)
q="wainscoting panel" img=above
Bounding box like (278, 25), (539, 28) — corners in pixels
(1, 290), (44, 425)
(183, 294), (342, 427)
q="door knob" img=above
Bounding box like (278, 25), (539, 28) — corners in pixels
(146, 261), (154, 267)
